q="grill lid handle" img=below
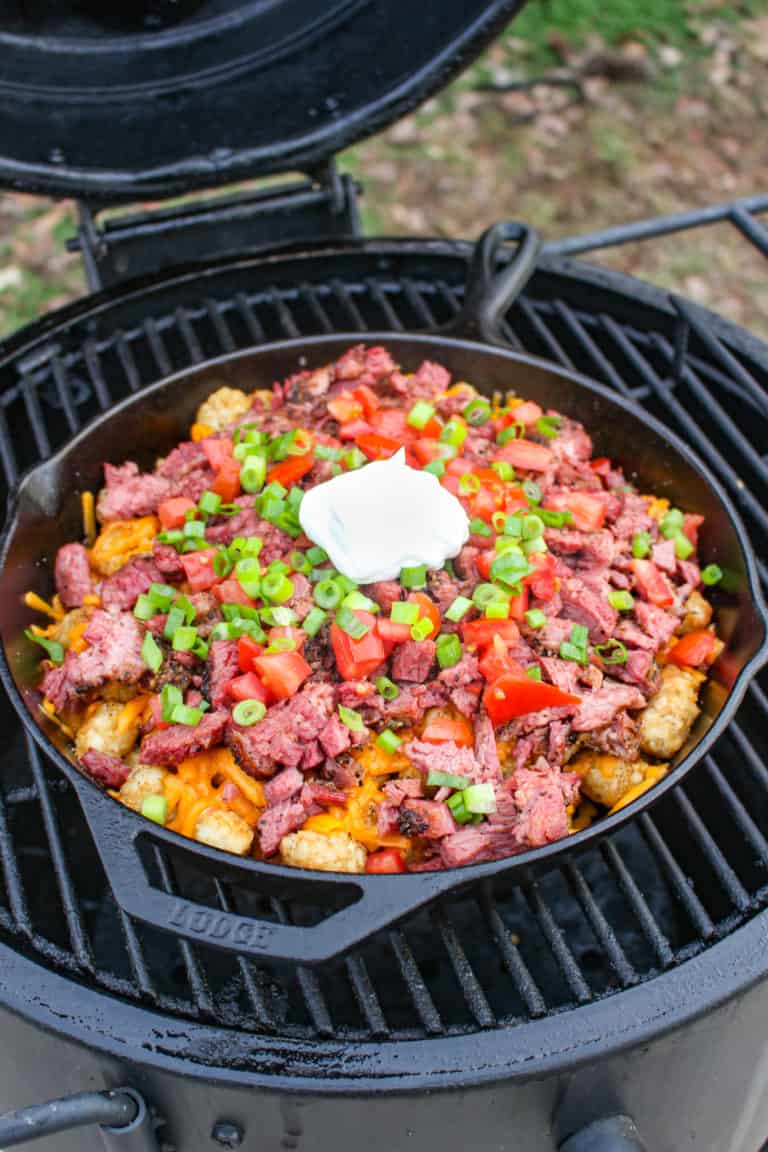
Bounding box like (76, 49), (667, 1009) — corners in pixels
(445, 220), (541, 344)
(559, 1116), (647, 1152)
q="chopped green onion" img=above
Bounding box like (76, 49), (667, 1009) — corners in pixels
(462, 783), (496, 814)
(407, 400), (436, 430)
(497, 422), (525, 446)
(446, 792), (473, 824)
(141, 795), (168, 824)
(490, 552), (531, 587)
(525, 608), (547, 628)
(314, 579), (342, 610)
(213, 550), (234, 578)
(535, 414), (562, 439)
(375, 676), (399, 700)
(427, 770), (471, 790)
(701, 564), (723, 586)
(491, 461), (514, 482)
(446, 595), (473, 622)
(198, 490), (221, 517)
(376, 729), (402, 755)
(163, 605), (186, 640)
(523, 514), (544, 541)
(423, 459), (445, 477)
(261, 572), (294, 604)
(191, 637), (209, 660)
(468, 517), (492, 538)
(608, 590), (635, 612)
(334, 573), (358, 595)
(559, 641), (589, 665)
(133, 594), (154, 621)
(459, 472), (481, 496)
(538, 508), (573, 528)
(314, 443), (340, 462)
(231, 535), (263, 558)
(495, 536), (523, 556)
(411, 617), (434, 642)
(141, 631), (163, 673)
(170, 703), (203, 726)
(502, 513), (523, 537)
(306, 546), (328, 566)
(595, 639), (628, 665)
(260, 606), (296, 628)
(335, 606), (370, 639)
(526, 665), (542, 681)
(522, 536), (547, 556)
(673, 532), (694, 560)
(342, 591), (379, 614)
(235, 557), (262, 600)
(148, 583), (177, 611)
(234, 424), (263, 446)
(436, 633), (462, 668)
(491, 510), (507, 533)
(156, 530), (184, 546)
(289, 550), (312, 575)
(473, 583), (508, 608)
(484, 601), (509, 619)
(232, 699), (267, 727)
(462, 396), (491, 425)
(523, 480), (542, 504)
(660, 508), (685, 539)
(302, 607), (327, 637)
(632, 531), (652, 559)
(338, 704), (365, 732)
(160, 684), (182, 722)
(400, 565), (428, 589)
(343, 447), (367, 471)
(391, 601), (419, 625)
(25, 630), (64, 664)
(221, 603), (261, 622)
(440, 418), (467, 448)
(183, 519), (205, 540)
(570, 623), (589, 647)
(172, 626), (198, 652)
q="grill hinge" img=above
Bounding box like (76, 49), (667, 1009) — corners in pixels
(68, 160), (362, 291)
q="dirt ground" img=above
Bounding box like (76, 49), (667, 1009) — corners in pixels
(0, 13), (766, 339)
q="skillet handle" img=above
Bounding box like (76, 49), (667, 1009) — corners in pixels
(443, 221), (541, 344)
(72, 774), (460, 965)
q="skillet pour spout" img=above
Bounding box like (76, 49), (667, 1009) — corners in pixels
(1, 328), (766, 966)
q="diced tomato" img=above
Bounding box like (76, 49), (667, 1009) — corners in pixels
(476, 550), (493, 581)
(407, 592), (441, 638)
(446, 457), (474, 477)
(201, 436), (234, 472)
(237, 635), (264, 673)
(440, 473), (460, 496)
(267, 625), (307, 650)
(157, 496), (196, 530)
(267, 453), (315, 487)
(483, 674), (581, 726)
(590, 456), (612, 475)
(355, 432), (402, 461)
(148, 695), (170, 732)
(508, 401), (543, 426)
(683, 513), (705, 547)
(370, 408), (409, 441)
(213, 578), (255, 607)
(365, 848), (406, 874)
(478, 636), (526, 684)
(504, 487), (531, 514)
(227, 671), (270, 705)
(507, 585), (529, 622)
(376, 617), (412, 652)
(330, 611), (387, 680)
(353, 384), (379, 418)
(338, 419), (372, 440)
(632, 559), (675, 608)
(411, 438), (442, 465)
(461, 618), (520, 648)
(421, 416), (444, 439)
(179, 549), (219, 592)
(470, 487), (501, 524)
(526, 552), (557, 601)
(421, 713), (474, 747)
(668, 629), (718, 668)
(211, 456), (241, 503)
(494, 440), (554, 472)
(543, 491), (606, 532)
(252, 651), (312, 700)
(327, 396), (363, 423)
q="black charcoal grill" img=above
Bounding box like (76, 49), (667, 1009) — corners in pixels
(1, 4), (768, 1151)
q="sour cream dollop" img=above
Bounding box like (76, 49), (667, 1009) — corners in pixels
(298, 448), (469, 584)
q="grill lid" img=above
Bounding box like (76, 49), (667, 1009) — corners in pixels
(0, 0), (524, 202)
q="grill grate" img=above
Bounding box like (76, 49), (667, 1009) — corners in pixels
(0, 229), (767, 1051)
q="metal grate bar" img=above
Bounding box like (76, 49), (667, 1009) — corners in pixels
(298, 282), (334, 332)
(143, 318), (173, 377)
(481, 888), (546, 1017)
(24, 735), (93, 969)
(206, 300), (236, 354)
(0, 403), (18, 485)
(0, 789), (30, 936)
(152, 847), (214, 1016)
(236, 292), (266, 342)
(344, 955), (390, 1038)
(116, 909), (157, 1001)
(269, 287), (301, 338)
(50, 358), (80, 436)
(564, 861), (637, 985)
(270, 898), (334, 1037)
(388, 928), (444, 1035)
(704, 755), (768, 863)
(115, 332), (142, 393)
(432, 906), (496, 1027)
(83, 340), (113, 411)
(730, 205), (768, 259)
(434, 280), (462, 321)
(331, 280), (366, 330)
(639, 813), (715, 939)
(524, 882), (591, 1002)
(19, 373), (52, 458)
(600, 841), (674, 969)
(402, 280), (438, 328)
(671, 297), (768, 416)
(672, 788), (752, 913)
(724, 717), (768, 794)
(366, 280), (403, 330)
(519, 298), (575, 368)
(175, 307), (204, 364)
(212, 878), (275, 1029)
(552, 303), (631, 395)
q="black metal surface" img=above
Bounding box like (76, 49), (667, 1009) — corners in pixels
(0, 223), (765, 1080)
(0, 1), (524, 200)
(2, 327), (765, 964)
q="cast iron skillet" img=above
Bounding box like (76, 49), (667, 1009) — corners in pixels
(1, 223), (766, 965)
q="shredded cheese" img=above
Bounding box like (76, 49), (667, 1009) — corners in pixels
(68, 620), (89, 653)
(609, 765), (668, 814)
(161, 748), (263, 839)
(190, 422), (213, 442)
(117, 695), (149, 734)
(41, 699), (73, 738)
(82, 593), (102, 607)
(81, 491), (96, 545)
(645, 496), (670, 521)
(90, 516), (159, 576)
(305, 775), (410, 852)
(24, 591), (64, 621)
